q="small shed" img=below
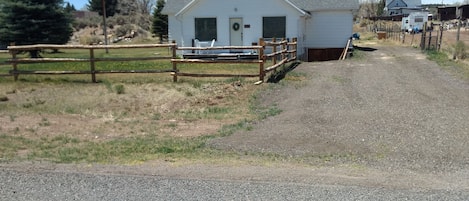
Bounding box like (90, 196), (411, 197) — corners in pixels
(458, 5), (469, 20)
(438, 6), (456, 21)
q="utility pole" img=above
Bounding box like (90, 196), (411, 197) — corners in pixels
(102, 0), (109, 53)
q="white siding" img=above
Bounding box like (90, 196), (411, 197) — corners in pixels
(170, 0), (302, 48)
(304, 11), (353, 48)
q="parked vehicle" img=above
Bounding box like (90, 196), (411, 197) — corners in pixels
(401, 12), (429, 33)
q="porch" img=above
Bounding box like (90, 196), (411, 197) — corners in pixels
(182, 52), (259, 60)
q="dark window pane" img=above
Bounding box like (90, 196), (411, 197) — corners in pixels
(195, 18), (217, 41)
(263, 17), (286, 38)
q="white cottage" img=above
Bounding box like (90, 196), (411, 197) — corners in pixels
(162, 0), (359, 61)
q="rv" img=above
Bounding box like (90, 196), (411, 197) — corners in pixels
(402, 12), (429, 33)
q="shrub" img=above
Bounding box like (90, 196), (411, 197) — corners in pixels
(80, 35), (102, 45)
(115, 84), (125, 94)
(0, 95), (8, 102)
(116, 24), (134, 37)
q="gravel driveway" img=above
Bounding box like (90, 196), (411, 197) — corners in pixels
(210, 43), (469, 173)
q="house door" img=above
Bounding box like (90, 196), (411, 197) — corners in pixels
(230, 18), (243, 48)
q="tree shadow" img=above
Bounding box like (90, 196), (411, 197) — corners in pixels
(267, 61), (301, 83)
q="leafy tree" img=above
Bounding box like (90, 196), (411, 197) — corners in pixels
(152, 0), (168, 43)
(0, 0), (74, 58)
(87, 0), (118, 17)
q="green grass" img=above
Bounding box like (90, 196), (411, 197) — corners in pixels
(426, 50), (469, 80)
(0, 134), (207, 163)
(0, 119), (262, 164)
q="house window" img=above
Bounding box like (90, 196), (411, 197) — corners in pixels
(195, 18), (217, 41)
(262, 16), (286, 38)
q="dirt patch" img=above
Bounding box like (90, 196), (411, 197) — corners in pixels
(0, 79), (260, 140)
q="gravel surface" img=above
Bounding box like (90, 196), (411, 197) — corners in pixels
(1, 166), (468, 201)
(1, 44), (469, 200)
(210, 44), (469, 173)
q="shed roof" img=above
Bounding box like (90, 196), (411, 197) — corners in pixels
(162, 0), (359, 14)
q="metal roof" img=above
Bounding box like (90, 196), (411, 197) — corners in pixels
(162, 0), (359, 14)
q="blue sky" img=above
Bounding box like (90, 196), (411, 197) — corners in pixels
(65, 0), (463, 11)
(65, 0), (88, 10)
(422, 0), (459, 4)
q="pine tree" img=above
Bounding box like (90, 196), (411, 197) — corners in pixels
(377, 0), (386, 16)
(64, 2), (76, 13)
(87, 0), (118, 17)
(0, 0), (74, 57)
(152, 0), (168, 43)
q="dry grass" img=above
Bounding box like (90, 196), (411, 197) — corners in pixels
(0, 61), (307, 164)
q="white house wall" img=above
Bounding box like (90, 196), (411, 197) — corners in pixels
(304, 11), (353, 48)
(169, 0), (303, 51)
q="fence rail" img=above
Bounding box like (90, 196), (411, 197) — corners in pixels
(2, 38), (297, 83)
(5, 43), (177, 82)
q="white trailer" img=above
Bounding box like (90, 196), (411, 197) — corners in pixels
(402, 12), (429, 33)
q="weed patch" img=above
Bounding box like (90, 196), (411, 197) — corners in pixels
(426, 50), (469, 80)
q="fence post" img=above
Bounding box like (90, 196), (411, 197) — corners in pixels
(402, 32), (405, 44)
(272, 38), (277, 65)
(421, 23), (427, 50)
(293, 37), (297, 60)
(427, 31), (432, 50)
(281, 38), (287, 67)
(171, 40), (178, 82)
(9, 43), (18, 81)
(258, 38), (265, 82)
(89, 48), (96, 83)
(438, 27), (443, 51)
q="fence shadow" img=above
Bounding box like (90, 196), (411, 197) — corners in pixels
(267, 61), (301, 83)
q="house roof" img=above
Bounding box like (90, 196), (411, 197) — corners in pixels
(162, 0), (193, 14)
(162, 0), (359, 14)
(289, 0), (359, 11)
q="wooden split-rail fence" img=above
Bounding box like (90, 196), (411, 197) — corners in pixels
(0, 38), (297, 83)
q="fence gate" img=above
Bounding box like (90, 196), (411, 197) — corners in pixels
(420, 24), (443, 51)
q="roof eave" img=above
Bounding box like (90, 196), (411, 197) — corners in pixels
(284, 0), (310, 17)
(175, 0), (197, 17)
